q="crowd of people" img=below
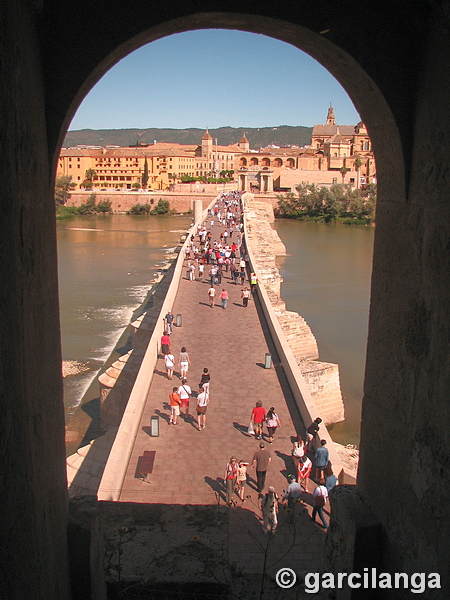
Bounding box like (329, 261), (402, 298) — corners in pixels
(159, 191), (336, 535)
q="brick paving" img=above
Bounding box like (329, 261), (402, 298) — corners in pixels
(119, 214), (326, 576)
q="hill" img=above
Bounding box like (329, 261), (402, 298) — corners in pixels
(63, 125), (313, 149)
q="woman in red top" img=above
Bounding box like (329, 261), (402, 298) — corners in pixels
(161, 333), (170, 356)
(251, 401), (266, 440)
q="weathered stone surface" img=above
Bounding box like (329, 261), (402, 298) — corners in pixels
(246, 197), (345, 425)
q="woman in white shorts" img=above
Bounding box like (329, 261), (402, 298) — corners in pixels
(178, 346), (191, 379)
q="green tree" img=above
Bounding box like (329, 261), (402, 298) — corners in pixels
(150, 199), (170, 214)
(353, 156), (363, 188)
(84, 169), (97, 189)
(55, 175), (76, 206)
(339, 166), (350, 184)
(142, 158), (149, 188)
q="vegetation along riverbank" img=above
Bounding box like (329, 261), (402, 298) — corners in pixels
(275, 182), (377, 225)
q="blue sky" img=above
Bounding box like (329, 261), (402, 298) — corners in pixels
(69, 30), (360, 131)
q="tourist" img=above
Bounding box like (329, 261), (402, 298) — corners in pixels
(291, 436), (306, 470)
(164, 310), (174, 335)
(262, 486), (279, 534)
(237, 460), (249, 502)
(306, 417), (322, 450)
(220, 288), (229, 309)
(324, 465), (338, 493)
(188, 262), (195, 281)
(200, 367), (210, 393)
(241, 287), (250, 308)
(283, 474), (302, 521)
(160, 332), (170, 356)
(164, 351), (175, 380)
(178, 346), (191, 379)
(312, 479), (329, 529)
(298, 455), (312, 491)
(177, 378), (191, 416)
(314, 439), (329, 481)
(265, 407), (280, 444)
(250, 272), (258, 294)
(207, 285), (215, 308)
(251, 441), (271, 494)
(251, 400), (266, 440)
(169, 387), (181, 425)
(224, 457), (238, 505)
(196, 385), (209, 430)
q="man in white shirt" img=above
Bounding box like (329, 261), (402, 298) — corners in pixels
(207, 285), (215, 308)
(177, 379), (191, 416)
(196, 385), (209, 430)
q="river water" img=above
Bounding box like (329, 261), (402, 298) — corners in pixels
(58, 214), (373, 446)
(57, 214), (192, 421)
(273, 219), (374, 446)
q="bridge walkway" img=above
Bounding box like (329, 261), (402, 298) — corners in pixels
(119, 215), (326, 577)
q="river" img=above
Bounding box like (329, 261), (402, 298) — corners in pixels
(58, 214), (373, 446)
(273, 219), (374, 446)
(57, 214), (192, 421)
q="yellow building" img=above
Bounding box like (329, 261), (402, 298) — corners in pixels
(58, 112), (375, 192)
(58, 145), (197, 190)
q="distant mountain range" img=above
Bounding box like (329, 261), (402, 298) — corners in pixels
(63, 125), (313, 149)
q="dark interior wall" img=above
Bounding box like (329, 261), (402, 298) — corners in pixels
(0, 3), (71, 599)
(359, 6), (450, 591)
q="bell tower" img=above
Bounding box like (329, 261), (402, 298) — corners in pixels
(326, 103), (336, 125)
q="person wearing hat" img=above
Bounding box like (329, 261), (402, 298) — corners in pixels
(224, 457), (238, 505)
(262, 486), (279, 534)
(251, 442), (271, 494)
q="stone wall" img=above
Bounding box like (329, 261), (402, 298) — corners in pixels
(245, 197), (345, 426)
(67, 191), (217, 213)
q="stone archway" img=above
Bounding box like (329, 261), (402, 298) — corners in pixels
(4, 2), (450, 598)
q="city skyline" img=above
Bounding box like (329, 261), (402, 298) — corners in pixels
(69, 29), (361, 132)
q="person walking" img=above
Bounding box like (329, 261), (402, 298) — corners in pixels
(241, 287), (250, 308)
(207, 285), (215, 308)
(251, 401), (266, 440)
(262, 486), (279, 534)
(164, 352), (175, 380)
(291, 436), (306, 470)
(196, 385), (209, 430)
(251, 442), (271, 494)
(298, 455), (312, 491)
(314, 439), (329, 481)
(312, 479), (329, 529)
(237, 460), (249, 502)
(250, 272), (258, 295)
(178, 346), (191, 379)
(324, 465), (338, 493)
(188, 263), (195, 281)
(169, 387), (181, 425)
(265, 407), (280, 444)
(164, 310), (174, 335)
(200, 367), (210, 394)
(283, 475), (302, 522)
(198, 263), (204, 282)
(220, 288), (229, 309)
(177, 378), (191, 417)
(306, 417), (322, 450)
(161, 333), (170, 357)
(224, 457), (238, 505)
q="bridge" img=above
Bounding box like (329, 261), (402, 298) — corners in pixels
(67, 194), (347, 588)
